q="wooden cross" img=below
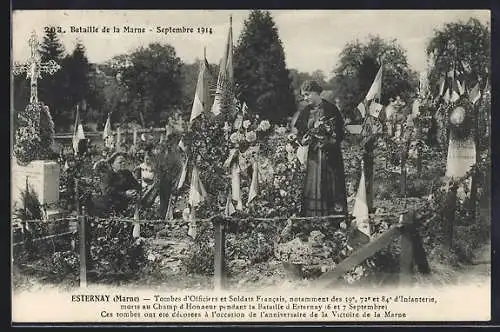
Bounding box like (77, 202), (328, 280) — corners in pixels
(13, 31), (61, 105)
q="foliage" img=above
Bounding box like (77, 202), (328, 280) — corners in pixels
(84, 218), (147, 282)
(180, 222), (214, 275)
(38, 28), (69, 130)
(13, 185), (44, 221)
(234, 10), (297, 124)
(119, 43), (184, 126)
(330, 35), (419, 118)
(13, 102), (55, 165)
(62, 41), (92, 123)
(426, 18), (490, 96)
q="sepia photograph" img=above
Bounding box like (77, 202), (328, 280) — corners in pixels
(11, 9), (491, 323)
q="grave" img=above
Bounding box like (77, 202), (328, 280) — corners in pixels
(12, 159), (60, 210)
(12, 31), (62, 220)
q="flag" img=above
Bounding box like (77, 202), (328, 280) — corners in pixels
(438, 75), (446, 97)
(357, 102), (366, 118)
(365, 66), (382, 101)
(177, 159), (189, 190)
(469, 82), (481, 105)
(450, 79), (461, 102)
(211, 16), (234, 116)
(368, 102), (383, 118)
(188, 165), (207, 207)
(352, 163), (370, 237)
(248, 162), (259, 204)
(225, 191), (236, 216)
(190, 51), (211, 122)
(231, 163), (243, 210)
(72, 105), (86, 154)
(103, 114), (113, 148)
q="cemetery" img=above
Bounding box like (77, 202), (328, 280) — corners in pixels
(12, 12), (491, 292)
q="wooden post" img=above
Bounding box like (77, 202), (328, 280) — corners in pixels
(469, 103), (480, 218)
(362, 150), (374, 213)
(75, 178), (80, 215)
(400, 141), (410, 197)
(213, 216), (226, 291)
(79, 206), (88, 288)
(133, 128), (138, 152)
(116, 127), (122, 152)
(133, 168), (141, 238)
(443, 183), (457, 251)
(399, 211), (415, 286)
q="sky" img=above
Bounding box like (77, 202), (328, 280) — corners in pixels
(12, 10), (490, 78)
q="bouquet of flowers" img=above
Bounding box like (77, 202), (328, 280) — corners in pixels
(226, 110), (271, 171)
(301, 115), (335, 149)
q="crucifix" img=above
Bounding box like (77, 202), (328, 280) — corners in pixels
(13, 31), (61, 105)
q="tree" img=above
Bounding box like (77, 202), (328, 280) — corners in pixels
(234, 10), (296, 124)
(119, 43), (184, 126)
(64, 41), (91, 117)
(38, 28), (68, 131)
(426, 18), (490, 96)
(330, 35), (418, 119)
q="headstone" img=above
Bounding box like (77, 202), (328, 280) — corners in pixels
(12, 159), (60, 210)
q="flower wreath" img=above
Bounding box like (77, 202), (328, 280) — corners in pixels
(446, 96), (474, 141)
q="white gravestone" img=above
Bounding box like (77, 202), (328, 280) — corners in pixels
(12, 160), (60, 210)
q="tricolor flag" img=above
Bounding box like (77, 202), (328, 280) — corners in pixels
(247, 161), (259, 204)
(188, 165), (207, 208)
(190, 50), (211, 123)
(352, 162), (370, 238)
(365, 65), (383, 102)
(469, 82), (481, 105)
(211, 16), (234, 116)
(103, 113), (113, 148)
(72, 105), (86, 155)
(231, 163), (243, 210)
(225, 191), (236, 217)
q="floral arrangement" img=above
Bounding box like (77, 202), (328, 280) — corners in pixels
(446, 97), (474, 141)
(301, 115), (335, 148)
(227, 109), (271, 171)
(13, 102), (55, 165)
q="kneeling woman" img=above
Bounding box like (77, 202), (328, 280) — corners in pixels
(89, 152), (141, 217)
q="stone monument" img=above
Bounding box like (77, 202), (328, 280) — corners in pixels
(12, 31), (62, 218)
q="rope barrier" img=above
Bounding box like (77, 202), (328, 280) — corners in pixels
(12, 210), (410, 226)
(87, 210), (408, 225)
(12, 231), (76, 247)
(13, 217), (79, 224)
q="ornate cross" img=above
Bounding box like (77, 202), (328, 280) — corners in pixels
(13, 31), (61, 104)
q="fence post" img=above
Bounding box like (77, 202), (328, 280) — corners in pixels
(133, 167), (141, 238)
(399, 211), (414, 286)
(213, 215), (226, 291)
(443, 183), (457, 252)
(79, 205), (88, 288)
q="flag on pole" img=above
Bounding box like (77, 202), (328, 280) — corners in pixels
(231, 163), (243, 210)
(248, 161), (259, 204)
(103, 113), (113, 148)
(365, 66), (382, 101)
(225, 191), (236, 216)
(352, 161), (370, 238)
(188, 165), (207, 208)
(72, 105), (86, 154)
(190, 49), (211, 122)
(469, 82), (481, 105)
(211, 16), (234, 116)
(438, 75), (446, 97)
(357, 102), (366, 118)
